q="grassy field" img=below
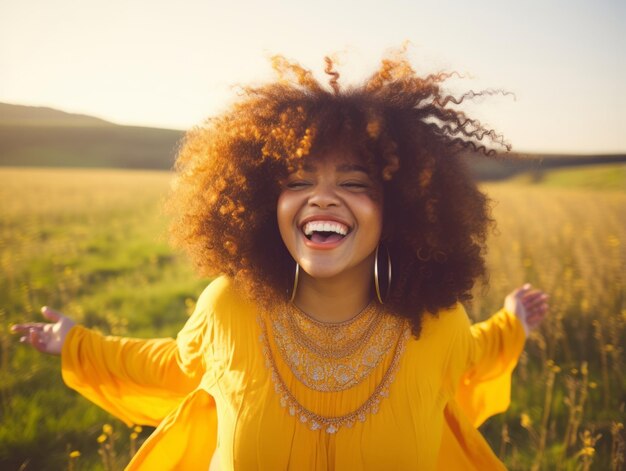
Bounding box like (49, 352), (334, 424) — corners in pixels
(0, 166), (624, 470)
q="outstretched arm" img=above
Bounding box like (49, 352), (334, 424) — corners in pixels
(468, 283), (549, 377)
(11, 292), (213, 426)
(504, 283), (549, 335)
(11, 306), (75, 355)
(454, 283), (549, 427)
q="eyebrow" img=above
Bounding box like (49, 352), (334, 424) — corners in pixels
(300, 163), (369, 174)
(337, 163), (369, 173)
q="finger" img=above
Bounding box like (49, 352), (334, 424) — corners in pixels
(526, 309), (548, 323)
(522, 294), (549, 310)
(529, 301), (550, 312)
(41, 306), (62, 322)
(19, 331), (36, 347)
(521, 298), (548, 312)
(521, 290), (547, 303)
(513, 284), (532, 298)
(527, 304), (548, 317)
(527, 312), (545, 323)
(526, 300), (548, 313)
(521, 289), (543, 299)
(11, 323), (44, 334)
(10, 324), (26, 334)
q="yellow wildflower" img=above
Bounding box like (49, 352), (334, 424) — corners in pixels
(97, 434), (107, 444)
(607, 235), (620, 247)
(103, 424), (113, 435)
(134, 425), (143, 433)
(69, 451), (81, 458)
(580, 446), (595, 457)
(520, 413), (532, 429)
(580, 298), (589, 312)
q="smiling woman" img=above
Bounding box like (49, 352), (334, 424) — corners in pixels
(277, 150), (384, 314)
(12, 49), (549, 470)
(165, 54), (514, 336)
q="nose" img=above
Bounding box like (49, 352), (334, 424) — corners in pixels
(308, 183), (340, 208)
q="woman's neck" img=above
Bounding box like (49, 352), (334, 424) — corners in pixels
(292, 261), (374, 323)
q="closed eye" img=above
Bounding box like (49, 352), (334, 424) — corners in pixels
(341, 181), (370, 189)
(285, 180), (311, 189)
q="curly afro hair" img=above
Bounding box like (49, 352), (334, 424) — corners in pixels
(167, 49), (511, 337)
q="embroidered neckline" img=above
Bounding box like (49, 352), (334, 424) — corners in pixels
(272, 301), (403, 391)
(258, 304), (410, 434)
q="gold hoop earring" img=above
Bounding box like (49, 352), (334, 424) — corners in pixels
(289, 263), (300, 303)
(374, 244), (392, 304)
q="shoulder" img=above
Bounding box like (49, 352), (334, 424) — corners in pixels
(195, 276), (238, 311)
(195, 275), (258, 327)
(400, 303), (472, 389)
(402, 302), (471, 365)
(419, 302), (471, 341)
(180, 277), (244, 334)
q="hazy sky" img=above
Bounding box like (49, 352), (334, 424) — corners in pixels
(1, 0), (624, 153)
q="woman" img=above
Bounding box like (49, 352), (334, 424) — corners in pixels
(13, 52), (548, 470)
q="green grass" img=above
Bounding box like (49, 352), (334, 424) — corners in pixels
(0, 168), (207, 470)
(511, 163), (626, 191)
(0, 167), (624, 470)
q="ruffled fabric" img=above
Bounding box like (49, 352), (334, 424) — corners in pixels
(62, 328), (201, 426)
(438, 308), (526, 470)
(457, 308), (527, 428)
(61, 277), (526, 470)
(125, 388), (217, 470)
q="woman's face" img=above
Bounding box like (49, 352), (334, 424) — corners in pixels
(277, 149), (383, 280)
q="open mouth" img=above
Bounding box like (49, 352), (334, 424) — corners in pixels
(301, 220), (350, 244)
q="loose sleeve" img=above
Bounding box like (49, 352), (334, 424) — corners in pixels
(454, 307), (526, 427)
(61, 283), (216, 427)
(434, 305), (526, 469)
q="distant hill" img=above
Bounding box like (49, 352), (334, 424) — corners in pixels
(0, 102), (113, 127)
(467, 151), (626, 181)
(0, 102), (624, 177)
(0, 103), (184, 169)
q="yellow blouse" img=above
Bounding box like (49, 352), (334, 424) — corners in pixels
(61, 276), (526, 470)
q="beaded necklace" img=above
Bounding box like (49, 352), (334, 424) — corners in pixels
(258, 302), (410, 434)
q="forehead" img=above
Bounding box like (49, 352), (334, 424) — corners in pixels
(298, 149), (370, 174)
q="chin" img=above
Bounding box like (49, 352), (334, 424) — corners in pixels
(299, 262), (346, 280)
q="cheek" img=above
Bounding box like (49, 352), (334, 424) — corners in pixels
(363, 188), (384, 238)
(370, 207), (384, 243)
(276, 192), (298, 247)
(357, 198), (384, 237)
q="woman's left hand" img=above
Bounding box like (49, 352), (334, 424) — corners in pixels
(504, 283), (549, 335)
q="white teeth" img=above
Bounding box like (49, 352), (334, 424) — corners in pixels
(303, 221), (349, 236)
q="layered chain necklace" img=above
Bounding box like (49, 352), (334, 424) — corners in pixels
(258, 300), (410, 434)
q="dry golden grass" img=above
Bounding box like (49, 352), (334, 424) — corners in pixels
(470, 183), (625, 470)
(0, 168), (623, 470)
(0, 167), (171, 220)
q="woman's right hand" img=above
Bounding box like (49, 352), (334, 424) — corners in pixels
(10, 307), (76, 355)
